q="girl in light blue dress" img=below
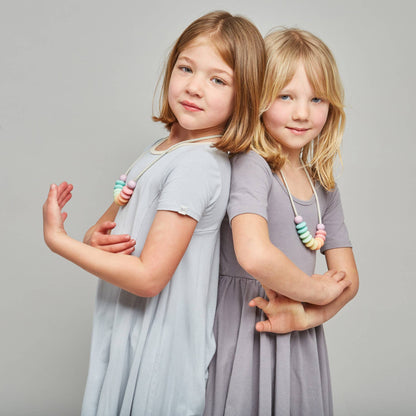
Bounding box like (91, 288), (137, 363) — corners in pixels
(42, 11), (266, 416)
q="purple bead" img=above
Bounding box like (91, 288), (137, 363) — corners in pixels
(120, 174), (127, 182)
(127, 180), (136, 189)
(294, 215), (303, 224)
(317, 223), (325, 230)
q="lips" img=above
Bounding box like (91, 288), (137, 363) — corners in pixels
(181, 100), (203, 112)
(287, 126), (310, 134)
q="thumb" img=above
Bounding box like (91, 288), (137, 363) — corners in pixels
(98, 221), (117, 233)
(255, 320), (273, 333)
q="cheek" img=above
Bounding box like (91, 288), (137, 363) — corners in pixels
(263, 105), (285, 130)
(315, 106), (330, 129)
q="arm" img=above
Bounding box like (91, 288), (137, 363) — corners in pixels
(43, 183), (197, 297)
(232, 214), (351, 305)
(249, 247), (359, 333)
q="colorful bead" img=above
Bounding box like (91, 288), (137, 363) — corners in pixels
(295, 215), (304, 224)
(113, 175), (136, 206)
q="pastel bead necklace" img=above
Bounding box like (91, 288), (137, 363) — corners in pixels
(280, 163), (326, 251)
(113, 135), (221, 206)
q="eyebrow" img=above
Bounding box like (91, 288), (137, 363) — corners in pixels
(177, 55), (233, 79)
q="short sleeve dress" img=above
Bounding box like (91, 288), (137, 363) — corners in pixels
(81, 140), (231, 416)
(204, 151), (351, 416)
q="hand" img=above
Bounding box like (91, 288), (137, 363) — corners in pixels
(42, 182), (73, 249)
(249, 287), (310, 333)
(310, 269), (351, 305)
(85, 221), (136, 255)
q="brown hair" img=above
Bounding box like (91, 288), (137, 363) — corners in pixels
(153, 10), (265, 154)
(254, 28), (345, 190)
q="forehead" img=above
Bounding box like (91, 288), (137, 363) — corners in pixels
(178, 36), (233, 74)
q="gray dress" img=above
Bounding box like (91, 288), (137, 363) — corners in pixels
(81, 141), (230, 416)
(204, 151), (351, 416)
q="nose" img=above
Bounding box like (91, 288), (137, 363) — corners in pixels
(186, 75), (203, 97)
(292, 100), (309, 121)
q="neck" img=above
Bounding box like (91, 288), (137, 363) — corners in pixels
(168, 122), (223, 144)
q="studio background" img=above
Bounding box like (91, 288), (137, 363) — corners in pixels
(1, 0), (415, 415)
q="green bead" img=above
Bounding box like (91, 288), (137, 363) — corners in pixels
(297, 226), (308, 235)
(301, 234), (313, 243)
(296, 221), (307, 230)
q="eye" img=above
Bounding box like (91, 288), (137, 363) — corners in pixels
(312, 97), (323, 103)
(178, 65), (192, 73)
(279, 94), (290, 101)
(212, 77), (226, 86)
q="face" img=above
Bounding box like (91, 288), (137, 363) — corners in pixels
(262, 62), (329, 160)
(168, 36), (235, 139)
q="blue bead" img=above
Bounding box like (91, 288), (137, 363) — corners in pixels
(297, 226), (308, 235)
(296, 221), (307, 230)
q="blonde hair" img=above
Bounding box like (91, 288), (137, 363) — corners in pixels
(153, 10), (265, 154)
(254, 28), (345, 190)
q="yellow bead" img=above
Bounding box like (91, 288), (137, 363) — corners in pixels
(305, 238), (315, 248)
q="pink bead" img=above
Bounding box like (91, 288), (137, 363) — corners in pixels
(127, 180), (136, 190)
(317, 223), (325, 230)
(120, 191), (131, 200)
(120, 174), (127, 182)
(315, 230), (327, 237)
(295, 216), (303, 224)
(122, 186), (133, 196)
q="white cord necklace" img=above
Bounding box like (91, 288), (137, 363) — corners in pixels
(280, 163), (327, 251)
(113, 135), (221, 206)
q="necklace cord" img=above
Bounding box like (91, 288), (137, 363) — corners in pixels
(126, 135), (221, 183)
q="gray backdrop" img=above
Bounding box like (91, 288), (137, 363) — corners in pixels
(1, 0), (415, 415)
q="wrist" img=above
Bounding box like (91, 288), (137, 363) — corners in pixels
(44, 229), (68, 253)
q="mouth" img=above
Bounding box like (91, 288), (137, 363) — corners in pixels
(286, 127), (310, 135)
(181, 100), (203, 112)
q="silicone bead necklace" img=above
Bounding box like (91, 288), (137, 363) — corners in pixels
(280, 163), (326, 251)
(113, 135), (221, 206)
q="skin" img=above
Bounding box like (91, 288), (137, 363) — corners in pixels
(246, 61), (359, 333)
(43, 37), (236, 297)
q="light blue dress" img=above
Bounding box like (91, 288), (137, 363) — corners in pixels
(81, 140), (230, 416)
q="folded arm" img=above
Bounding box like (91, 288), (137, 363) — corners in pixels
(232, 213), (351, 306)
(43, 182), (197, 297)
(250, 247), (359, 333)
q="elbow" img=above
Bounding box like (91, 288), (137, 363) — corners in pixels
(236, 247), (266, 278)
(130, 269), (171, 298)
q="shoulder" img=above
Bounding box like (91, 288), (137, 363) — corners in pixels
(166, 145), (230, 190)
(231, 150), (273, 183)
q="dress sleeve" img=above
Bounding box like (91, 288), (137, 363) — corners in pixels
(227, 151), (273, 222)
(321, 185), (352, 252)
(157, 147), (224, 222)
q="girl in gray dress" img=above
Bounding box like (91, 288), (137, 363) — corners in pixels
(204, 28), (359, 416)
(42, 11), (266, 416)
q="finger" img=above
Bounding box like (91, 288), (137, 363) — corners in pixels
(323, 269), (337, 278)
(97, 221), (117, 234)
(255, 320), (273, 333)
(248, 296), (269, 311)
(338, 278), (352, 290)
(333, 271), (346, 282)
(263, 287), (278, 301)
(94, 239), (136, 253)
(61, 212), (68, 223)
(57, 183), (73, 207)
(120, 246), (136, 255)
(96, 234), (133, 246)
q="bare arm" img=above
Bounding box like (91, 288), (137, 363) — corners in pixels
(43, 183), (197, 297)
(232, 214), (351, 305)
(249, 247), (359, 333)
